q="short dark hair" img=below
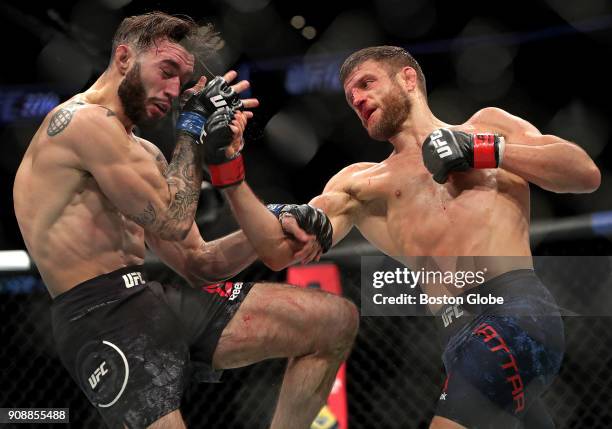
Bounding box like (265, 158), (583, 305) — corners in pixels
(110, 12), (222, 67)
(339, 46), (427, 95)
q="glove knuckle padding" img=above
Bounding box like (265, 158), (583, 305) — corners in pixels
(204, 108), (234, 161)
(203, 106), (244, 188)
(178, 77), (235, 140)
(272, 204), (333, 253)
(422, 128), (472, 183)
(183, 76), (241, 117)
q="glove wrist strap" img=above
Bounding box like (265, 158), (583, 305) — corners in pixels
(266, 204), (285, 218)
(177, 112), (206, 139)
(209, 155), (245, 188)
(472, 134), (501, 168)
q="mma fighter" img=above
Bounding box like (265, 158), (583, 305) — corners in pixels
(14, 12), (357, 429)
(222, 46), (600, 428)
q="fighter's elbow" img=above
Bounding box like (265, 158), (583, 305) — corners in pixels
(561, 163), (601, 194)
(569, 144), (601, 193)
(581, 164), (601, 193)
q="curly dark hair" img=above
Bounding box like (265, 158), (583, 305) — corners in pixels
(110, 11), (222, 71)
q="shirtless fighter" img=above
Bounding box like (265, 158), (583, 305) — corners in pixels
(222, 46), (600, 428)
(13, 12), (357, 428)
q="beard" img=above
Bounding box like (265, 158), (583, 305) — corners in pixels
(368, 85), (411, 141)
(117, 62), (148, 124)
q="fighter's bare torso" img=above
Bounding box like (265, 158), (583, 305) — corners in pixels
(13, 98), (162, 297)
(313, 110), (534, 302)
(349, 130), (530, 258)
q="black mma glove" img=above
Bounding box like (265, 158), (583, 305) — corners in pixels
(267, 204), (334, 253)
(176, 76), (243, 142)
(421, 128), (505, 184)
(203, 107), (245, 188)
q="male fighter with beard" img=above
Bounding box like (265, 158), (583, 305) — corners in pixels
(14, 12), (357, 428)
(223, 46), (600, 428)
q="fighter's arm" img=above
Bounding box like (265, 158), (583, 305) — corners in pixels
(145, 223), (257, 287)
(472, 107), (601, 193)
(142, 141), (316, 280)
(68, 107), (202, 240)
(206, 107), (335, 269)
(223, 162), (363, 269)
(224, 182), (324, 270)
(308, 164), (364, 246)
(138, 142), (257, 286)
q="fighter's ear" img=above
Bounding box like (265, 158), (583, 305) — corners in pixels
(114, 44), (133, 76)
(398, 66), (418, 92)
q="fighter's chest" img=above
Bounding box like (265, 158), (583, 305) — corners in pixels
(347, 159), (496, 219)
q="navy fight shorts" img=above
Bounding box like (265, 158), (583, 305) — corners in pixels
(435, 269), (565, 428)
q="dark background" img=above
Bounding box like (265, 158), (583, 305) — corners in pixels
(2, 2), (612, 427)
(1, 0), (611, 249)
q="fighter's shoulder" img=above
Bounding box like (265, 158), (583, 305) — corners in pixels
(468, 107), (540, 135)
(323, 162), (376, 192)
(45, 100), (123, 141)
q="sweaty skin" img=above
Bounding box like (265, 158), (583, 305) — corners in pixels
(14, 29), (353, 429)
(194, 55), (599, 429)
(309, 59), (600, 308)
(15, 101), (152, 295)
(13, 39), (259, 297)
(302, 58), (598, 429)
(222, 59), (600, 307)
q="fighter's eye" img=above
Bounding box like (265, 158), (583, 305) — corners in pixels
(161, 69), (173, 78)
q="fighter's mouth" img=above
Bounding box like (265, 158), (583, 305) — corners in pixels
(154, 102), (170, 114)
(362, 107), (376, 123)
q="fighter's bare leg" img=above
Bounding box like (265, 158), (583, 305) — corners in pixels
(146, 410), (186, 429)
(212, 282), (359, 429)
(429, 416), (467, 429)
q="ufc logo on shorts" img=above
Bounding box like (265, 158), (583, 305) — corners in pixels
(442, 304), (464, 327)
(122, 272), (145, 288)
(210, 94), (227, 108)
(430, 129), (453, 158)
(229, 282), (243, 301)
(88, 361), (108, 390)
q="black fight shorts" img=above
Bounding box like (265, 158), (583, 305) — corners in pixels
(51, 265), (253, 428)
(435, 269), (565, 429)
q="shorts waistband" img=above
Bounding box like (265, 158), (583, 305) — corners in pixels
(434, 269), (553, 340)
(52, 265), (147, 312)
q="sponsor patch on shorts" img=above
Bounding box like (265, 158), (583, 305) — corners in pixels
(202, 282), (244, 301)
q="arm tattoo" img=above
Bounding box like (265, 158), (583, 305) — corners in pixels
(166, 137), (198, 182)
(47, 101), (85, 136)
(156, 152), (169, 176)
(160, 188), (200, 229)
(127, 202), (156, 226)
(154, 133), (203, 236)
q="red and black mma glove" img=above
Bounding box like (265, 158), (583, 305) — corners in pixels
(202, 107), (245, 188)
(267, 204), (334, 253)
(421, 128), (505, 184)
(176, 76), (243, 144)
